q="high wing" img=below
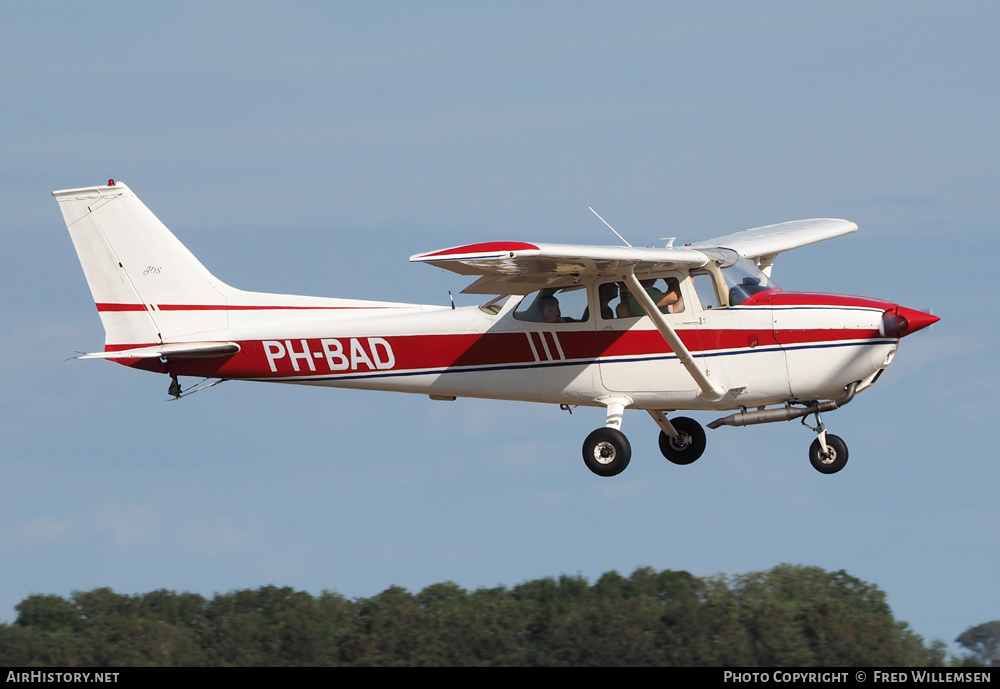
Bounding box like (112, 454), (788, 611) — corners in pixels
(688, 218), (857, 275)
(409, 241), (709, 294)
(411, 219), (856, 291)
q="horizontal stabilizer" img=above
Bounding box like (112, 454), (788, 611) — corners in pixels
(79, 342), (240, 360)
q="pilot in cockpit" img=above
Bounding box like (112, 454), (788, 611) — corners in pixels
(538, 295), (566, 323)
(662, 277), (684, 314)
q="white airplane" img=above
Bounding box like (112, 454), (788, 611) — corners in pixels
(55, 180), (938, 477)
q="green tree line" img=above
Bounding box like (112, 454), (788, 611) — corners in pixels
(0, 565), (964, 666)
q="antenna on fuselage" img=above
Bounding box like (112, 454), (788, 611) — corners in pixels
(589, 207), (631, 247)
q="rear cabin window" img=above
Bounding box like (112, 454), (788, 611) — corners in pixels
(596, 277), (686, 320)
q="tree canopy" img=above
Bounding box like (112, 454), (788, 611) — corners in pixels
(0, 565), (950, 667)
(956, 621), (1000, 666)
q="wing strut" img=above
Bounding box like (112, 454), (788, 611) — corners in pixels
(623, 272), (726, 402)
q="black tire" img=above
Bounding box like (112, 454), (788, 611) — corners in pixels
(583, 428), (631, 477)
(658, 416), (706, 465)
(809, 434), (848, 474)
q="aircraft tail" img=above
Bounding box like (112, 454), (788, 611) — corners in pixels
(54, 181), (232, 349)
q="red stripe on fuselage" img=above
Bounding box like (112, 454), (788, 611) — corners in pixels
(95, 303), (409, 312)
(95, 303), (147, 312)
(128, 324), (884, 380)
(100, 290), (894, 380)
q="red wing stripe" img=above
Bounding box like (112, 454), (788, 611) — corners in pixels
(419, 241), (540, 259)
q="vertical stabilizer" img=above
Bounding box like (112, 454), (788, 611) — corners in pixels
(54, 182), (231, 347)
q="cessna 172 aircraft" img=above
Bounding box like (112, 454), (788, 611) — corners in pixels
(55, 181), (938, 477)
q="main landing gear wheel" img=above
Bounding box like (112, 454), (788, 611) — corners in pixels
(658, 416), (706, 465)
(809, 434), (848, 474)
(583, 428), (631, 477)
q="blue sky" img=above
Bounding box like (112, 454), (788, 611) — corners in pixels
(2, 3), (997, 654)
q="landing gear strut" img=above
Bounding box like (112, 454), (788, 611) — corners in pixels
(708, 382), (859, 475)
(582, 401), (708, 477)
(582, 397), (632, 476)
(580, 384), (857, 476)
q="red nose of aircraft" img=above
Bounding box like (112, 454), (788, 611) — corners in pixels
(882, 306), (940, 339)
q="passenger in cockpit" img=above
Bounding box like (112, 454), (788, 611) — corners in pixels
(622, 277), (684, 316)
(598, 282), (618, 319)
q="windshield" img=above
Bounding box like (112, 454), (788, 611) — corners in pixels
(703, 248), (779, 305)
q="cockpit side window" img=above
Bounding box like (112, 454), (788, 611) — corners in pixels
(595, 281), (627, 319)
(597, 274), (687, 320)
(692, 272), (720, 309)
(513, 286), (590, 323)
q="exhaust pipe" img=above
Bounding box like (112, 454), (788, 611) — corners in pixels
(707, 382), (859, 429)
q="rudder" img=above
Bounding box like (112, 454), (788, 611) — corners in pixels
(54, 181), (231, 348)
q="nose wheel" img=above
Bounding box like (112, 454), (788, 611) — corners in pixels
(809, 433), (848, 474)
(803, 412), (849, 474)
